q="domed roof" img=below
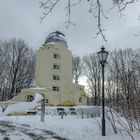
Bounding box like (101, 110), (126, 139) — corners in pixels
(45, 31), (67, 44)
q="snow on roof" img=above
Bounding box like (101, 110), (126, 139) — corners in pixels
(45, 31), (67, 44)
(33, 93), (43, 103)
(47, 42), (55, 45)
(2, 93), (43, 115)
(30, 87), (50, 91)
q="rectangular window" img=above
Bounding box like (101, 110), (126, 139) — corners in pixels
(53, 75), (60, 80)
(53, 64), (59, 69)
(53, 53), (60, 59)
(46, 99), (49, 103)
(52, 86), (59, 91)
(79, 97), (82, 102)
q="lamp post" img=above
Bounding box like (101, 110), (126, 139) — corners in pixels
(97, 46), (109, 136)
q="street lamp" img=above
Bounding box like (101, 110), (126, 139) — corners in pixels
(97, 46), (109, 136)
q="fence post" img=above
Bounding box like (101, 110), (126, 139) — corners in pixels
(41, 98), (45, 122)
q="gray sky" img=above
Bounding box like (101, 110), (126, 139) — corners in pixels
(0, 0), (140, 57)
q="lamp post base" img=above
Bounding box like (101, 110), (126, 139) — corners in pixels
(102, 118), (105, 136)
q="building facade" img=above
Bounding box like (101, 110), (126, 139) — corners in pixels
(4, 31), (87, 106)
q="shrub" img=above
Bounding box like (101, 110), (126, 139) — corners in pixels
(47, 103), (54, 106)
(7, 112), (27, 116)
(57, 101), (75, 107)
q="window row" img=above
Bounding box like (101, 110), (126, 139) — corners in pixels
(27, 95), (49, 104)
(26, 95), (82, 104)
(53, 53), (60, 92)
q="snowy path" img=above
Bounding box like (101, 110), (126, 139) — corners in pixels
(0, 115), (140, 140)
(0, 120), (68, 140)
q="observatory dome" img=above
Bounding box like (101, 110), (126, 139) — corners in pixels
(45, 31), (67, 44)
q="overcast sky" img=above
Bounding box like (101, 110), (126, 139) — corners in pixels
(0, 0), (140, 57)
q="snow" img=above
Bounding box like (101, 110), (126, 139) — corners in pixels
(30, 87), (49, 90)
(0, 104), (139, 140)
(36, 106), (101, 117)
(47, 42), (55, 45)
(0, 105), (139, 140)
(2, 93), (43, 115)
(0, 115), (139, 140)
(32, 93), (43, 102)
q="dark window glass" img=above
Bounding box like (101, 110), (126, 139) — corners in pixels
(79, 97), (82, 102)
(27, 95), (34, 102)
(54, 54), (60, 59)
(53, 64), (59, 69)
(46, 99), (49, 103)
(52, 86), (59, 91)
(53, 75), (60, 80)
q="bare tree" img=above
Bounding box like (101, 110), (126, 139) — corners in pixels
(106, 48), (140, 131)
(40, 0), (137, 41)
(0, 39), (35, 100)
(72, 56), (83, 84)
(83, 53), (101, 105)
(0, 41), (11, 101)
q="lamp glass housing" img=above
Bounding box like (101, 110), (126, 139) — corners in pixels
(97, 46), (108, 65)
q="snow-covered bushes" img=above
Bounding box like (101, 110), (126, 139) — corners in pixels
(38, 106), (101, 118)
(76, 106), (101, 118)
(57, 101), (76, 107)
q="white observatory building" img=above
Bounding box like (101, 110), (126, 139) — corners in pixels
(9, 31), (87, 106)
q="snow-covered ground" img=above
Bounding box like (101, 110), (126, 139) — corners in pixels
(0, 97), (140, 140)
(1, 93), (43, 115)
(0, 114), (139, 140)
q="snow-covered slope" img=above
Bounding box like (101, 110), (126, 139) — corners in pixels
(1, 115), (140, 140)
(2, 93), (43, 115)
